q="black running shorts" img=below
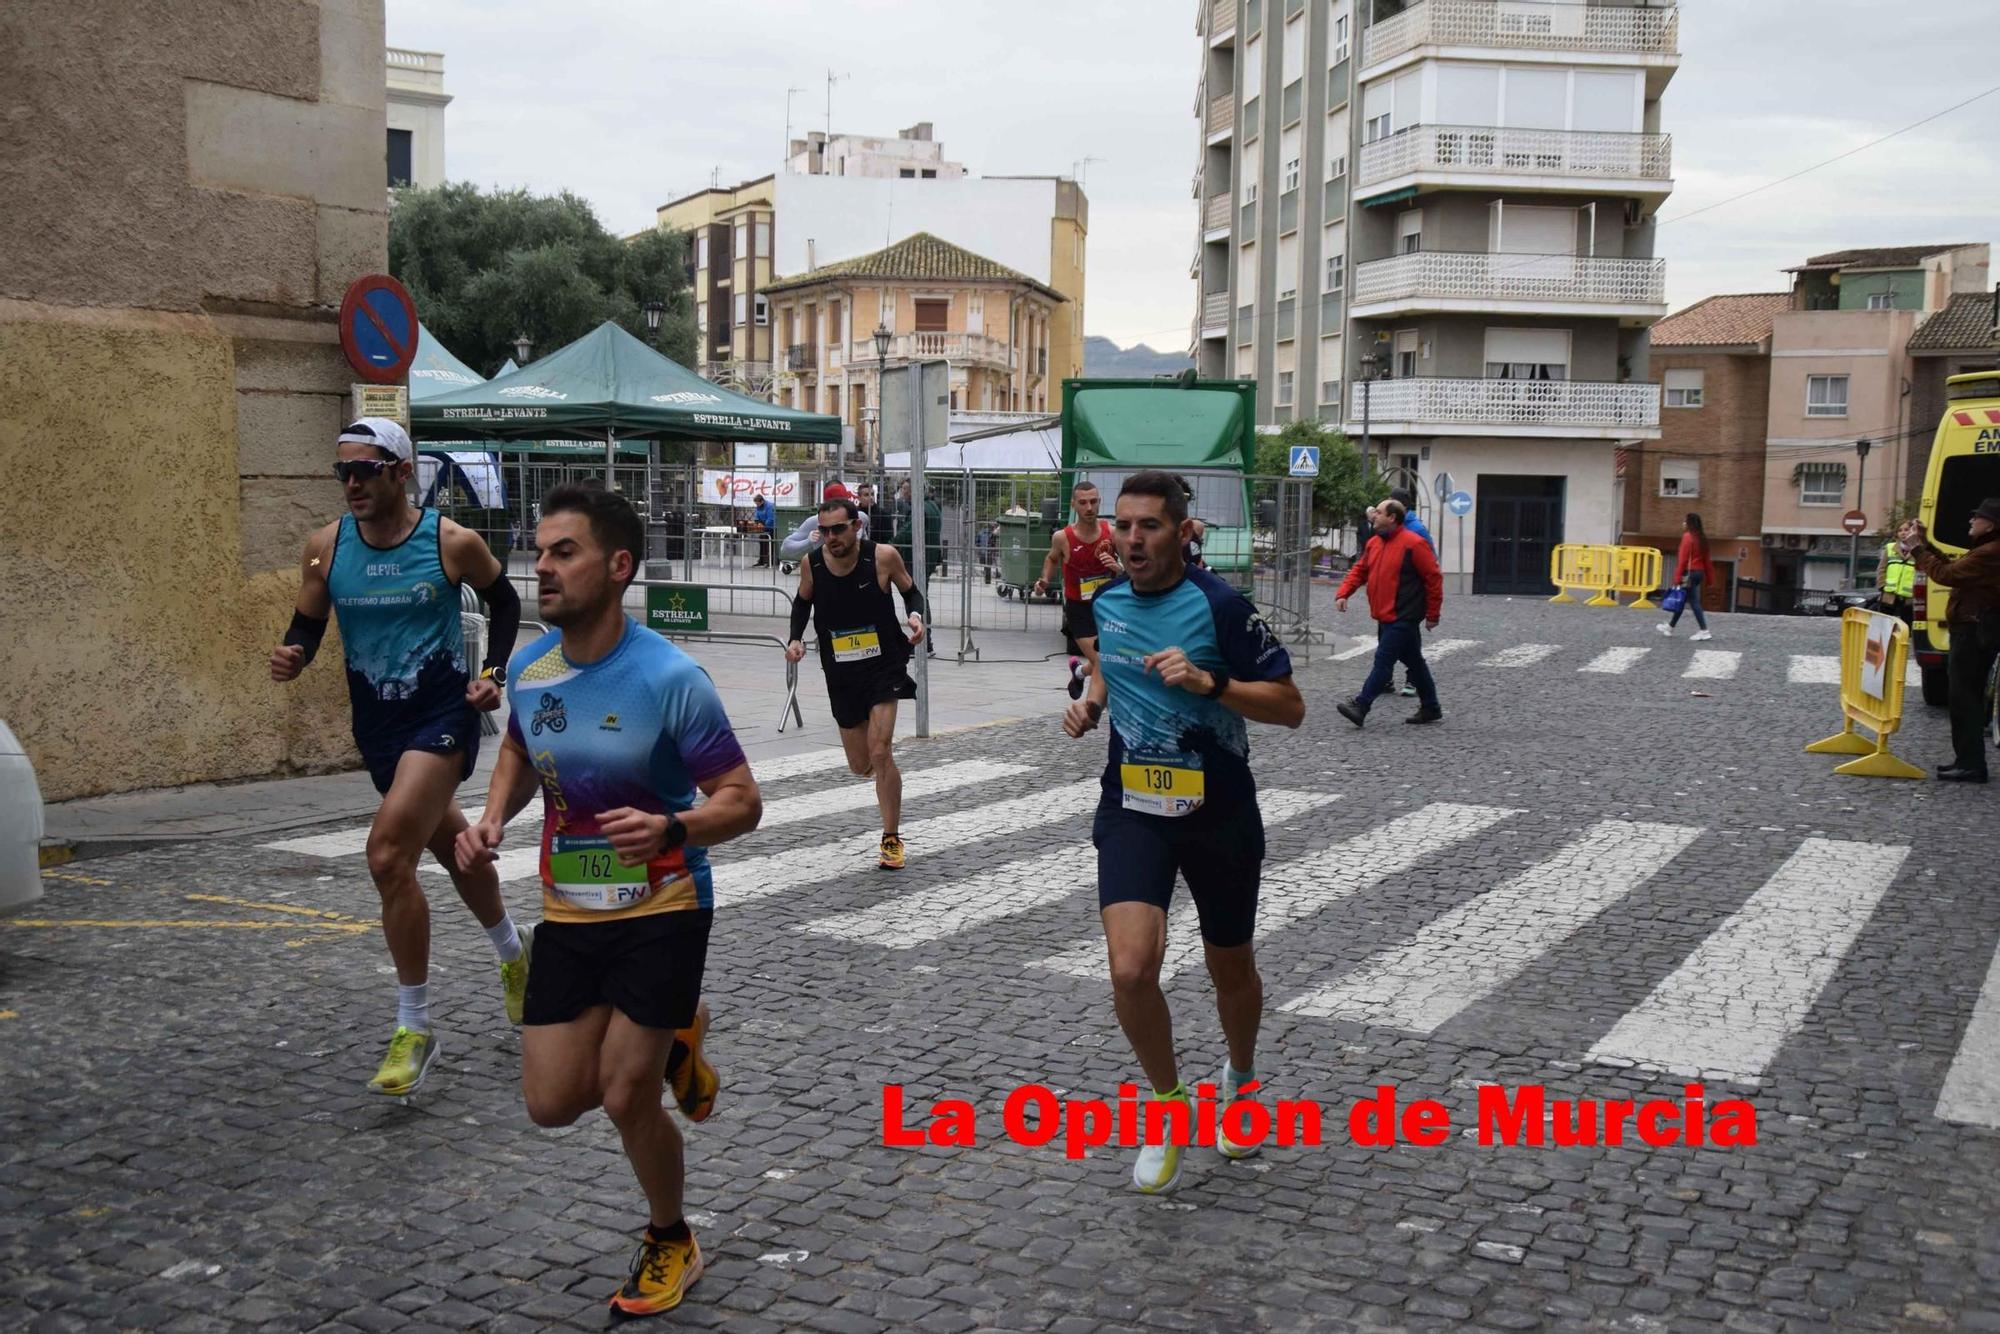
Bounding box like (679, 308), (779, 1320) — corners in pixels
(523, 909), (712, 1031)
(1093, 798), (1265, 948)
(1063, 597), (1099, 649)
(826, 660), (916, 730)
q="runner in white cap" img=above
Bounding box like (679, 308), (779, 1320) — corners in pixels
(269, 417), (531, 1095)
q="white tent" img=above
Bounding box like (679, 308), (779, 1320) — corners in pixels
(884, 423), (1060, 472)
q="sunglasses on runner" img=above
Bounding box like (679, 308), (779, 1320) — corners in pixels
(332, 458), (396, 484)
(820, 521), (853, 536)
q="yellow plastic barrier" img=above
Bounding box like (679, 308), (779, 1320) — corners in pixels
(1549, 544), (1617, 605)
(1613, 546), (1664, 610)
(1803, 608), (1925, 779)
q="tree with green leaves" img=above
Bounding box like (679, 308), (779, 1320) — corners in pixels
(1253, 419), (1382, 529)
(387, 183), (695, 376)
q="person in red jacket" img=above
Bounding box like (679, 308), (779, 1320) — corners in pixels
(1658, 512), (1715, 640)
(1333, 499), (1444, 727)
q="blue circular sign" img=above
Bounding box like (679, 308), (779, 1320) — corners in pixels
(339, 274), (419, 384)
(1447, 490), (1473, 516)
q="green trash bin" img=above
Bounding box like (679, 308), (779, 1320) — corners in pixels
(997, 513), (1057, 599)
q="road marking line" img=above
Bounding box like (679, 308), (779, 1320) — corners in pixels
(1, 918), (371, 933)
(41, 870), (113, 886)
(1479, 644), (1561, 669)
(1282, 821), (1700, 1031)
(1683, 650), (1741, 680)
(1585, 837), (1910, 1082)
(437, 759), (1034, 885)
(713, 781), (1100, 905)
(838, 791), (1340, 960)
(182, 893), (360, 921)
(1937, 942), (2000, 1129)
(1579, 647), (1651, 675)
(1424, 639), (1482, 662)
(1033, 800), (1515, 983)
(1788, 655), (1841, 685)
(1330, 642), (1376, 661)
(749, 749), (854, 783)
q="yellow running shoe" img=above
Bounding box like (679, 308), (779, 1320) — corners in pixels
(500, 926), (533, 1026)
(609, 1231), (703, 1318)
(666, 1000), (719, 1123)
(367, 1027), (439, 1096)
(1132, 1086), (1188, 1193)
(878, 833), (905, 871)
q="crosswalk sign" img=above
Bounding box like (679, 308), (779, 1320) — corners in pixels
(1289, 445), (1320, 477)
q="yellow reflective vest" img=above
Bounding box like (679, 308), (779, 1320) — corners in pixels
(1880, 540), (1915, 598)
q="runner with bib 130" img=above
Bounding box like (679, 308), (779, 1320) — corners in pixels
(457, 484), (762, 1318)
(269, 417), (528, 1098)
(785, 495), (927, 870)
(1062, 469), (1305, 1193)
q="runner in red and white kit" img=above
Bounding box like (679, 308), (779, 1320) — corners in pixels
(1034, 479), (1121, 699)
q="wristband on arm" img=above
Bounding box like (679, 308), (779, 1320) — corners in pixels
(789, 594), (812, 643)
(282, 610), (328, 666)
(477, 572), (521, 670)
(902, 584), (927, 619)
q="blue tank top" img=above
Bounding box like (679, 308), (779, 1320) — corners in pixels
(326, 508), (467, 732)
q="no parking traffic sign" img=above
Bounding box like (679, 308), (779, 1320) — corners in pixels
(339, 274), (419, 384)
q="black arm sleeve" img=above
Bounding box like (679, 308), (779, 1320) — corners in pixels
(901, 583), (927, 618)
(282, 610), (328, 667)
(476, 572), (521, 670)
(789, 595), (812, 643)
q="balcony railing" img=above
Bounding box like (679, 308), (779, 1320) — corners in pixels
(1351, 376), (1661, 431)
(785, 343), (815, 372)
(1207, 95), (1235, 138)
(1363, 0), (1679, 69)
(1204, 193), (1233, 231)
(1202, 291), (1231, 330)
(1208, 0), (1236, 40)
(1351, 251), (1666, 309)
(1358, 125), (1673, 188)
(851, 332), (1016, 368)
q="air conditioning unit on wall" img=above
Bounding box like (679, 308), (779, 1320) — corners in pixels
(1783, 534), (1808, 551)
(1760, 534), (1783, 549)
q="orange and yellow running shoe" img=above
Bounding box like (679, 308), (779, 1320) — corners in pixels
(665, 1000), (718, 1123)
(609, 1231), (702, 1319)
(878, 833), (906, 871)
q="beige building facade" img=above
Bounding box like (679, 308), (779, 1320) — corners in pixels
(762, 233), (1065, 457)
(0, 0), (390, 799)
(657, 177), (778, 393)
(385, 47), (450, 189)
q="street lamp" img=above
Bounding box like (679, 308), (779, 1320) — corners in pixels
(872, 325), (894, 466)
(873, 323), (893, 365)
(1848, 436), (1873, 587)
(642, 300), (664, 338)
(513, 332), (534, 364)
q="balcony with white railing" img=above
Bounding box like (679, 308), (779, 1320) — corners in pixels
(1349, 250), (1666, 318)
(1206, 94), (1235, 139)
(1204, 193), (1233, 233)
(1356, 124), (1672, 197)
(1349, 375), (1661, 438)
(1363, 1), (1679, 72)
(849, 332), (1017, 369)
(385, 47), (446, 95)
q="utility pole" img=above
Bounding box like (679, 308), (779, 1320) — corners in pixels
(825, 70), (848, 150)
(1848, 436), (1872, 587)
(783, 86), (806, 169)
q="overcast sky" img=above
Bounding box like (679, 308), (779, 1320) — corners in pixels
(391, 0), (2000, 351)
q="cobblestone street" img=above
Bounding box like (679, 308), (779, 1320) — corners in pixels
(6, 599), (2000, 1332)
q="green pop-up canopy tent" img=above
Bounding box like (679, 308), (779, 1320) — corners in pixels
(408, 323), (487, 400)
(410, 321), (840, 466)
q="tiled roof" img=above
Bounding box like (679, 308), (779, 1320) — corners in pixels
(1649, 292), (1790, 347)
(1791, 244), (1976, 272)
(1908, 291), (2000, 352)
(763, 232), (1064, 299)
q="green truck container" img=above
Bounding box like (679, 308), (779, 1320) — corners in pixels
(1059, 376), (1258, 590)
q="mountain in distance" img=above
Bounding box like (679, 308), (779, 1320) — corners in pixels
(1083, 335), (1193, 379)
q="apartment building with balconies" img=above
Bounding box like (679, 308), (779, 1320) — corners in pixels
(1191, 0), (1678, 593)
(761, 232), (1065, 459)
(658, 177), (778, 394)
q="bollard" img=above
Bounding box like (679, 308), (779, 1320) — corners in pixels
(0, 720), (47, 916)
(1804, 609), (1925, 779)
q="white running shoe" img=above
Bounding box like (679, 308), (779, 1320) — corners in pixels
(1216, 1063), (1261, 1160)
(1690, 629), (1713, 642)
(1132, 1088), (1187, 1193)
(1655, 622), (1672, 637)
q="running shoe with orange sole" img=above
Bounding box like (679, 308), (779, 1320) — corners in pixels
(879, 833), (905, 870)
(609, 1231), (702, 1319)
(665, 1000), (718, 1122)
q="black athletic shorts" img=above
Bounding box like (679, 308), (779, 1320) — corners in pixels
(1063, 597), (1099, 650)
(1093, 797), (1266, 948)
(523, 909), (712, 1030)
(827, 659), (916, 730)
(354, 702), (479, 796)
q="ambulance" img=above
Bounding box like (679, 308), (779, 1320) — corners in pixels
(1911, 370), (2000, 705)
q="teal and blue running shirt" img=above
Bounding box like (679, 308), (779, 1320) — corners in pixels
(324, 508), (468, 739)
(1089, 566), (1294, 819)
(505, 618), (748, 924)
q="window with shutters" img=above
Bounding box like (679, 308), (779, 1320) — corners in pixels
(1659, 459), (1699, 498)
(1806, 374), (1849, 418)
(1483, 327), (1569, 380)
(1330, 0), (1350, 63)
(914, 299), (949, 333)
(1797, 461), (1847, 506)
(1664, 369), (1704, 408)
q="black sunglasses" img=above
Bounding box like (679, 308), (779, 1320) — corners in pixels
(820, 521), (852, 536)
(333, 458), (396, 484)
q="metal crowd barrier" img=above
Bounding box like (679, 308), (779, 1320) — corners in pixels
(1804, 608), (1924, 779)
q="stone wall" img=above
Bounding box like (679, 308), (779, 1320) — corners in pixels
(0, 0), (388, 799)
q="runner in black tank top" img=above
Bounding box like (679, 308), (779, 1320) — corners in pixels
(784, 498), (929, 869)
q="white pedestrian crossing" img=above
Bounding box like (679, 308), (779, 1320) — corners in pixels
(711, 781), (1100, 905)
(1579, 647), (1651, 674)
(1281, 820), (1700, 1031)
(1585, 837), (1910, 1082)
(1330, 642), (1376, 661)
(749, 748), (854, 783)
(1424, 639), (1482, 662)
(1033, 801), (1517, 984)
(1936, 942), (2000, 1130)
(1788, 655), (1842, 685)
(1479, 644), (1561, 669)
(1682, 650), (1741, 680)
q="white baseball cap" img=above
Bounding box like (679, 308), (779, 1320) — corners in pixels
(337, 416), (413, 462)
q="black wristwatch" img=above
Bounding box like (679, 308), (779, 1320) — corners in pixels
(1204, 668), (1231, 699)
(662, 811), (688, 851)
(479, 665), (507, 689)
